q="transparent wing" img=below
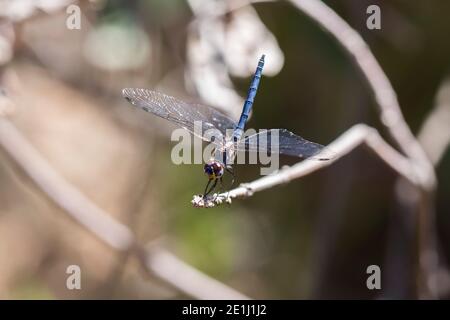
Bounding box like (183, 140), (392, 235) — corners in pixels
(236, 129), (334, 160)
(122, 88), (237, 143)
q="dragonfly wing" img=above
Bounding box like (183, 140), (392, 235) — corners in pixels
(237, 129), (333, 160)
(122, 88), (237, 143)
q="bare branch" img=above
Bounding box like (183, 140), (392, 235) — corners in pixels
(0, 117), (249, 300)
(414, 78), (450, 297)
(418, 78), (450, 166)
(142, 246), (250, 300)
(0, 119), (135, 250)
(192, 124), (419, 207)
(288, 0), (435, 190)
(283, 0), (440, 298)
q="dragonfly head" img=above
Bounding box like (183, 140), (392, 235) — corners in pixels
(204, 160), (224, 180)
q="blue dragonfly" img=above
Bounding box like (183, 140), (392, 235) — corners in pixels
(122, 55), (332, 198)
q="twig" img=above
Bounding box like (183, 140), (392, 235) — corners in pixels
(286, 0), (439, 298)
(142, 246), (250, 300)
(414, 79), (450, 297)
(193, 123), (418, 207)
(280, 0), (439, 298)
(0, 117), (249, 300)
(288, 0), (435, 190)
(418, 78), (450, 167)
(196, 0), (440, 298)
(192, 0), (276, 18)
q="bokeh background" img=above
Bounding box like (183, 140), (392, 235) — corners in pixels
(0, 0), (449, 299)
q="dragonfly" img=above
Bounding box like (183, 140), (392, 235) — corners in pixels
(122, 55), (332, 199)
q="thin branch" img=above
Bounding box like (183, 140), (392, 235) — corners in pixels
(195, 0), (276, 18)
(0, 119), (135, 250)
(142, 246), (250, 300)
(418, 78), (450, 166)
(284, 0), (440, 298)
(0, 117), (249, 300)
(193, 124), (418, 207)
(414, 78), (450, 297)
(288, 0), (436, 190)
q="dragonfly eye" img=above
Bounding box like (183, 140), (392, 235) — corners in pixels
(204, 161), (224, 179)
(204, 164), (214, 175)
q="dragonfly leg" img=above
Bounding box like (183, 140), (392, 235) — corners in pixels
(203, 179), (212, 197)
(212, 178), (224, 202)
(203, 179), (218, 198)
(225, 166), (236, 188)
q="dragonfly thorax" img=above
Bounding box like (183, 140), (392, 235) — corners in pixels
(204, 159), (224, 180)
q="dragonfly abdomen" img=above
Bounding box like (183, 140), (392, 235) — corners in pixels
(233, 54), (265, 141)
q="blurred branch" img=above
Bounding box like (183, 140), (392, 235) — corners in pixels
(285, 0), (441, 298)
(0, 117), (249, 300)
(193, 123), (418, 207)
(196, 0), (442, 298)
(193, 0), (276, 18)
(418, 78), (450, 166)
(141, 246), (249, 300)
(186, 0), (283, 120)
(406, 78), (450, 297)
(288, 0), (435, 190)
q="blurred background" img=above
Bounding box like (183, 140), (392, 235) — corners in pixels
(0, 0), (449, 299)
